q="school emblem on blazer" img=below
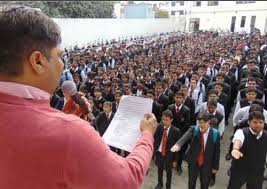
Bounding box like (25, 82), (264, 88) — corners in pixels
(179, 115), (185, 122)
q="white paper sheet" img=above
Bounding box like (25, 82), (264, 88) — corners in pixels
(102, 95), (153, 152)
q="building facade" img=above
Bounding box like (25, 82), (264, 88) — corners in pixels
(154, 1), (267, 34)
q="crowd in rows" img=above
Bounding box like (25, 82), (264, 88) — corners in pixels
(50, 29), (267, 189)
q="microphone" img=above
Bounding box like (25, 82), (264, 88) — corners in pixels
(61, 80), (90, 115)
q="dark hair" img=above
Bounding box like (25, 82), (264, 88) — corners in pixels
(123, 84), (131, 89)
(114, 90), (123, 96)
(251, 99), (264, 108)
(246, 87), (257, 94)
(162, 110), (173, 119)
(197, 112), (210, 122)
(180, 84), (188, 89)
(175, 91), (184, 98)
(103, 101), (112, 107)
(137, 78), (145, 85)
(94, 87), (102, 93)
(208, 89), (218, 96)
(248, 111), (265, 122)
(249, 104), (264, 113)
(0, 6), (61, 76)
(247, 77), (257, 82)
(87, 96), (94, 101)
(104, 81), (112, 87)
(146, 89), (155, 96)
(155, 81), (164, 88)
(207, 99), (217, 107)
(214, 81), (224, 88)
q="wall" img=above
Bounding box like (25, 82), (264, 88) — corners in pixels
(53, 18), (186, 48)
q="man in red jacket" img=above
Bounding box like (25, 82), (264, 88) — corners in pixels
(0, 5), (157, 189)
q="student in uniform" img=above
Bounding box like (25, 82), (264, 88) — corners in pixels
(112, 90), (122, 113)
(179, 84), (196, 125)
(227, 111), (267, 189)
(171, 112), (220, 189)
(154, 110), (181, 189)
(155, 81), (169, 111)
(93, 87), (106, 111)
(234, 87), (257, 117)
(168, 91), (191, 174)
(206, 99), (224, 186)
(94, 101), (114, 137)
(188, 78), (203, 115)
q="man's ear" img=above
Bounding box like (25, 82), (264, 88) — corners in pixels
(28, 50), (48, 75)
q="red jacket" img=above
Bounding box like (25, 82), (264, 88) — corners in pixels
(0, 89), (154, 189)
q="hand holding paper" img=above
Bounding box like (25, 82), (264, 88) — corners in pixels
(102, 95), (154, 152)
(140, 113), (158, 136)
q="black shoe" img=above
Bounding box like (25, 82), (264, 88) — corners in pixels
(225, 153), (232, 161)
(209, 177), (215, 187)
(227, 169), (231, 176)
(264, 175), (267, 181)
(154, 183), (162, 189)
(177, 166), (183, 175)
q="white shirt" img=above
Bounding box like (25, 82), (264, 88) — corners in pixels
(200, 127), (210, 149)
(175, 104), (183, 112)
(136, 89), (143, 96)
(200, 102), (225, 117)
(236, 90), (265, 104)
(233, 106), (267, 126)
(233, 101), (251, 119)
(158, 126), (171, 152)
(188, 88), (203, 113)
(208, 110), (225, 136)
(106, 112), (112, 119)
(232, 128), (264, 147)
(196, 81), (206, 100)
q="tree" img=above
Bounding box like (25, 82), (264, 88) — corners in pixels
(155, 9), (169, 18)
(0, 1), (115, 18)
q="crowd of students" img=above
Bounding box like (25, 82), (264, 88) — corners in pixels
(50, 29), (267, 189)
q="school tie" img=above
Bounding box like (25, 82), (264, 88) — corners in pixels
(161, 128), (168, 157)
(155, 94), (159, 101)
(197, 131), (205, 166)
(176, 107), (180, 115)
(106, 114), (110, 122)
(189, 91), (193, 98)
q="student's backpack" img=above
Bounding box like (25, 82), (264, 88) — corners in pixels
(193, 125), (219, 144)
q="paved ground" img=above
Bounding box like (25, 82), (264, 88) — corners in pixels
(141, 112), (267, 189)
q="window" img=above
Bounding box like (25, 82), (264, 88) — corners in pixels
(250, 16), (256, 32)
(236, 1), (255, 4)
(230, 16), (236, 32)
(179, 10), (184, 15)
(171, 2), (176, 6)
(240, 16), (246, 27)
(165, 2), (170, 6)
(171, 11), (175, 16)
(208, 1), (219, 6)
(176, 1), (184, 6)
(193, 1), (201, 7)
